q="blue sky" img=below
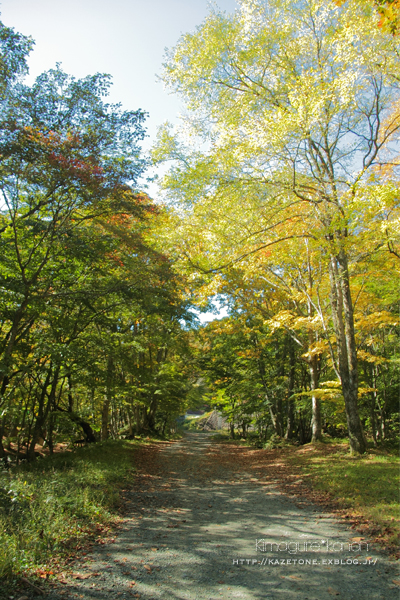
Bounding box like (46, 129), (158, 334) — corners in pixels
(0, 0), (237, 148)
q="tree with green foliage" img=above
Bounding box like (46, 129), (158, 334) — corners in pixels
(0, 19), (194, 458)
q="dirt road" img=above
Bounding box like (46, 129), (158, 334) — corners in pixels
(45, 433), (399, 600)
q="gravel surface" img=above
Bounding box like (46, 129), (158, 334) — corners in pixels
(41, 433), (398, 600)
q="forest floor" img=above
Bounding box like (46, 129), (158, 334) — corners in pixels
(5, 432), (400, 600)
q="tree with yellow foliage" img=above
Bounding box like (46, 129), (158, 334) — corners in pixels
(153, 0), (400, 453)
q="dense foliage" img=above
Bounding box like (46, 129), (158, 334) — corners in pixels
(0, 21), (193, 461)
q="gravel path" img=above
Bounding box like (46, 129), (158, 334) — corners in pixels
(45, 433), (399, 600)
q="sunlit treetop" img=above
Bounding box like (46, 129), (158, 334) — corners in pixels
(335, 0), (400, 35)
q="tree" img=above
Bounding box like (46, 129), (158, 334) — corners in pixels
(0, 18), (198, 459)
(218, 240), (329, 442)
(153, 0), (400, 453)
(0, 65), (148, 399)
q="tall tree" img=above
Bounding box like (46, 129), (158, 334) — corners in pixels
(153, 0), (400, 453)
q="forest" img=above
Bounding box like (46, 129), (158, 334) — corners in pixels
(0, 0), (399, 469)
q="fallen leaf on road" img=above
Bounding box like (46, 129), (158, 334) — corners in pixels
(77, 572), (99, 579)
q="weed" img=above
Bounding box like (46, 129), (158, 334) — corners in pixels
(286, 443), (400, 553)
(0, 440), (139, 578)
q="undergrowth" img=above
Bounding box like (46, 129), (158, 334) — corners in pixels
(0, 439), (140, 579)
(285, 443), (400, 553)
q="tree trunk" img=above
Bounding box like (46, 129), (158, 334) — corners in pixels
(67, 373), (74, 412)
(255, 338), (283, 437)
(285, 337), (296, 440)
(27, 364), (60, 460)
(65, 411), (97, 443)
(47, 411), (54, 455)
(310, 354), (322, 442)
(369, 391), (378, 447)
(127, 407), (134, 438)
(161, 415), (168, 436)
(0, 295), (30, 395)
(372, 365), (384, 441)
(328, 252), (366, 454)
(306, 292), (322, 442)
(297, 409), (306, 445)
(101, 397), (110, 441)
(363, 363), (377, 446)
(143, 397), (158, 433)
(268, 399), (283, 437)
(0, 416), (5, 458)
(101, 355), (113, 441)
(134, 405), (142, 435)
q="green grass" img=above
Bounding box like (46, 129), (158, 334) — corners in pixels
(286, 443), (400, 550)
(223, 433), (399, 553)
(0, 440), (140, 579)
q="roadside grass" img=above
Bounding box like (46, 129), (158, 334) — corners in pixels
(284, 441), (400, 554)
(0, 439), (144, 580)
(211, 431), (248, 444)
